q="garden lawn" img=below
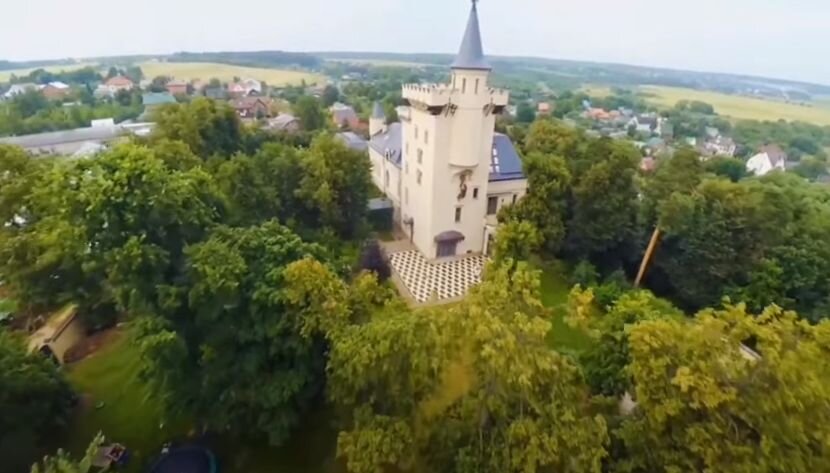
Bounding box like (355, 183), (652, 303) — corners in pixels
(536, 260), (593, 353)
(64, 328), (341, 473)
(65, 330), (190, 472)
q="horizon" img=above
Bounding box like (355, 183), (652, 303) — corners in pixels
(1, 0), (828, 87)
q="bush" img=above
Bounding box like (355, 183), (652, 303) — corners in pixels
(359, 240), (391, 282)
(571, 260), (599, 287)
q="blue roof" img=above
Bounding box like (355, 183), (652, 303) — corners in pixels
(371, 101), (385, 119)
(490, 134), (524, 181)
(451, 1), (491, 71)
(337, 132), (368, 152)
(369, 123), (524, 182)
(369, 123), (403, 166)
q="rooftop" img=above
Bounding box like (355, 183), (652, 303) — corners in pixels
(451, 1), (491, 71)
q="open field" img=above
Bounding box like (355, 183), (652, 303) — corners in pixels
(137, 62), (325, 86)
(0, 63), (97, 82)
(326, 58), (436, 68)
(641, 85), (830, 125)
(580, 85), (614, 97)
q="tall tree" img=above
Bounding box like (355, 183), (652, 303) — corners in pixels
(294, 95), (327, 131)
(296, 134), (373, 239)
(1, 330), (74, 472)
(135, 221), (332, 444)
(152, 97), (243, 158)
(30, 433), (105, 473)
(616, 304), (830, 472)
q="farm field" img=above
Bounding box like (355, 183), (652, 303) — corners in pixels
(640, 85), (830, 126)
(0, 62), (97, 82)
(137, 62), (325, 86)
(325, 58), (437, 68)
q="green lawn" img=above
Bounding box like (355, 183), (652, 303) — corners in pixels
(64, 329), (340, 473)
(65, 331), (191, 472)
(536, 260), (593, 353)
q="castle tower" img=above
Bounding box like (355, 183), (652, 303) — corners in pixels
(399, 0), (509, 259)
(369, 101), (386, 136)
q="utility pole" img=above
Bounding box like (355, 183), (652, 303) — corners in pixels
(634, 227), (661, 288)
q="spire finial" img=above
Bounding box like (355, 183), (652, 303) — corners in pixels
(451, 0), (491, 71)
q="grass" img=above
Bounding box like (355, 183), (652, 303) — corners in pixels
(65, 330), (190, 472)
(536, 260), (593, 353)
(641, 85), (830, 126)
(0, 63), (97, 83)
(137, 62), (325, 86)
(326, 58), (436, 68)
(64, 329), (341, 473)
(580, 85), (614, 98)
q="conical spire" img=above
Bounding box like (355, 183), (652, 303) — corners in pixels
(371, 101), (385, 119)
(451, 0), (491, 71)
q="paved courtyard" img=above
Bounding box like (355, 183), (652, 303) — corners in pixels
(389, 250), (487, 303)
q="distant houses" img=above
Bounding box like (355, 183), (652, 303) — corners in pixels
(330, 102), (360, 129)
(96, 75), (135, 97)
(746, 144), (789, 176)
(230, 97), (272, 119)
(0, 120), (153, 157)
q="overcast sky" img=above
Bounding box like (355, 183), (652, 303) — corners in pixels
(2, 0), (827, 85)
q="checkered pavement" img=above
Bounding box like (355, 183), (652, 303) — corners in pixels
(389, 250), (486, 303)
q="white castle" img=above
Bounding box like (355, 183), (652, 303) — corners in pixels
(367, 1), (527, 260)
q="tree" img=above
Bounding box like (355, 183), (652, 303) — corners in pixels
(616, 304), (830, 472)
(524, 119), (582, 157)
(491, 219), (541, 264)
(359, 240), (391, 282)
(30, 433), (105, 473)
(501, 152), (571, 256)
(321, 85), (341, 107)
(704, 156), (748, 182)
(516, 101), (536, 123)
(641, 148), (705, 224)
(566, 139), (640, 264)
(296, 134), (373, 239)
(294, 95), (327, 131)
(152, 98), (243, 158)
(1, 330), (74, 472)
(135, 221), (332, 445)
(211, 143), (303, 226)
(328, 262), (609, 473)
(793, 156), (828, 181)
(567, 287), (683, 397)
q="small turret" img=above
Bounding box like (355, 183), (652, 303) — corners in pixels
(369, 101), (386, 136)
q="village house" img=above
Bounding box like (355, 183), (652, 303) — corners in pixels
(629, 113), (663, 135)
(746, 144), (788, 176)
(331, 102), (360, 129)
(537, 102), (552, 115)
(2, 83), (38, 99)
(228, 78), (263, 97)
(99, 75), (135, 96)
(40, 81), (71, 100)
(230, 97), (272, 119)
(140, 92), (176, 120)
(267, 114), (300, 133)
(700, 135), (737, 158)
(165, 79), (189, 96)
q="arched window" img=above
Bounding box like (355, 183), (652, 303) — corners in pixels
(462, 78), (467, 93)
(475, 78), (480, 94)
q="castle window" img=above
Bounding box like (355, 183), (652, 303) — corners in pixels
(417, 149), (423, 164)
(453, 74), (457, 89)
(487, 196), (498, 215)
(425, 131), (429, 144)
(455, 207), (462, 223)
(473, 187), (479, 199)
(405, 163), (409, 174)
(475, 78), (480, 94)
(462, 78), (467, 93)
(385, 170), (389, 188)
(512, 194), (518, 204)
(415, 126), (419, 139)
(405, 187), (409, 204)
(417, 170), (423, 185)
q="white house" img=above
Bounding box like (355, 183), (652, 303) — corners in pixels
(3, 83), (38, 99)
(367, 1), (527, 260)
(747, 151), (786, 176)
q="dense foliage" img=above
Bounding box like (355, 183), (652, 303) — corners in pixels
(1, 330), (75, 472)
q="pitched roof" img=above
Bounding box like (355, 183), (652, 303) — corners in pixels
(760, 144), (788, 165)
(0, 125), (126, 149)
(105, 75), (133, 87)
(451, 1), (491, 71)
(490, 134), (524, 182)
(371, 101), (385, 119)
(268, 114), (298, 130)
(337, 132), (368, 152)
(142, 92), (176, 106)
(369, 123), (403, 165)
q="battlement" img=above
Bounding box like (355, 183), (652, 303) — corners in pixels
(403, 83), (510, 107)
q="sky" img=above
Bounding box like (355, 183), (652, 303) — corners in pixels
(1, 0), (828, 85)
